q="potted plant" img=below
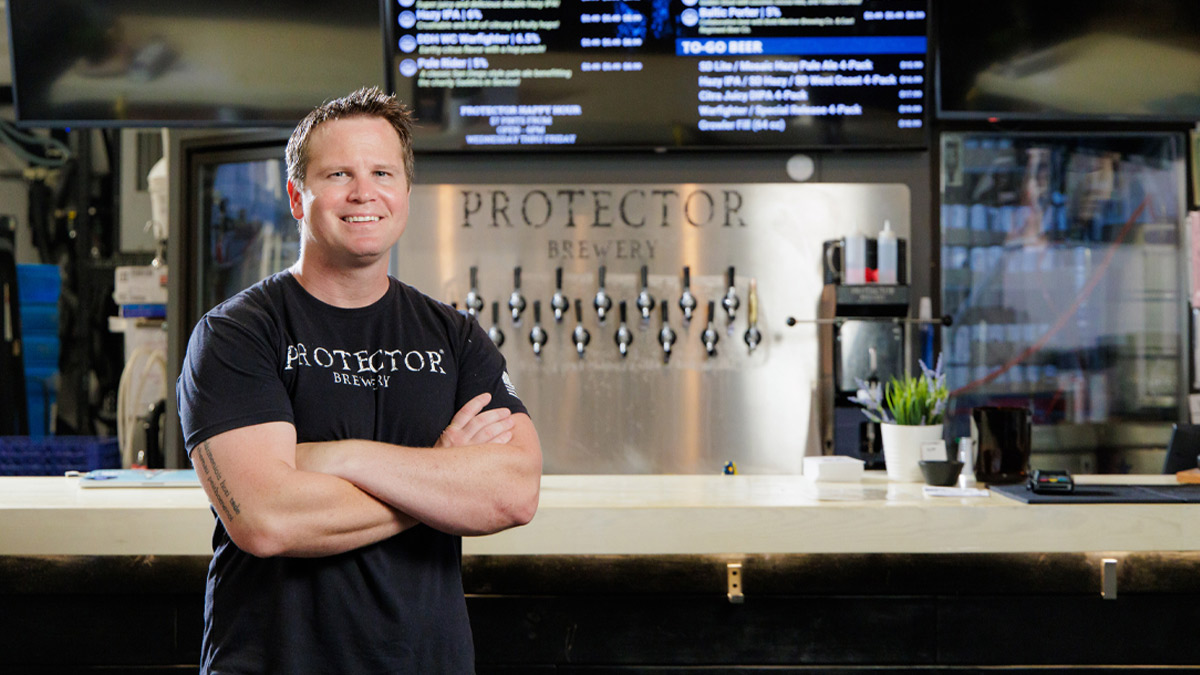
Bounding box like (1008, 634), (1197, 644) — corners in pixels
(849, 355), (949, 482)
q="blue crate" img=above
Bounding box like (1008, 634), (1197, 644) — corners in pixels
(16, 264), (61, 304)
(19, 303), (59, 334)
(24, 370), (56, 438)
(21, 334), (59, 369)
(0, 437), (119, 476)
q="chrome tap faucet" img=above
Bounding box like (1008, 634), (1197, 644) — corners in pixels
(593, 265), (613, 324)
(464, 265), (484, 318)
(635, 264), (656, 325)
(528, 300), (548, 357)
(702, 300), (720, 358)
(678, 265), (697, 325)
(743, 278), (762, 353)
(658, 302), (677, 364)
(487, 301), (505, 348)
(721, 266), (740, 327)
(508, 266), (527, 325)
(614, 300), (634, 358)
(550, 267), (569, 323)
(571, 298), (590, 358)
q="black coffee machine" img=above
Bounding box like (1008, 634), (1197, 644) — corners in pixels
(817, 238), (909, 468)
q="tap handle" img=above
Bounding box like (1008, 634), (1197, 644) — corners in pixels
(513, 266), (522, 289)
(661, 301), (669, 323)
(491, 301), (500, 325)
(683, 265), (691, 289)
(722, 267), (740, 321)
(574, 298), (583, 323)
(598, 265), (607, 289)
(555, 266), (564, 290)
(619, 300), (628, 324)
(465, 266), (483, 315)
(748, 278), (759, 325)
(529, 301), (547, 353)
(702, 301), (719, 356)
(640, 265), (649, 289)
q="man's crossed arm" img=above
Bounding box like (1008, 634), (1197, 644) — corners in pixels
(191, 393), (542, 558)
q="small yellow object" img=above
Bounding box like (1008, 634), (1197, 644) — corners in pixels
(723, 461), (738, 475)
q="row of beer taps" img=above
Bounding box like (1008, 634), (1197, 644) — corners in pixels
(460, 264), (762, 362)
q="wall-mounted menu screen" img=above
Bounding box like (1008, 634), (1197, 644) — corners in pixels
(387, 0), (929, 151)
(7, 0), (386, 127)
(936, 0), (1200, 121)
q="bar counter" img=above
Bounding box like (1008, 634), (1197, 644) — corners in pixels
(2, 472), (1198, 555)
(6, 473), (1200, 673)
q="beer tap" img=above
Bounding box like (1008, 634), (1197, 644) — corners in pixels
(721, 266), (740, 330)
(635, 264), (656, 326)
(528, 300), (548, 357)
(701, 300), (720, 358)
(658, 301), (677, 364)
(743, 278), (762, 354)
(508, 266), (527, 325)
(550, 267), (569, 323)
(593, 265), (613, 324)
(572, 298), (590, 358)
(487, 301), (505, 348)
(614, 300), (633, 358)
(678, 265), (697, 325)
(464, 266), (484, 318)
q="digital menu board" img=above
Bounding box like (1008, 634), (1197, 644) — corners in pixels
(387, 0), (930, 151)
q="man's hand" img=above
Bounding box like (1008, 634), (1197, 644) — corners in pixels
(290, 391), (537, 537)
(296, 393), (514, 472)
(437, 392), (515, 448)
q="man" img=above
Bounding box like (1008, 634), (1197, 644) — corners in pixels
(177, 87), (542, 674)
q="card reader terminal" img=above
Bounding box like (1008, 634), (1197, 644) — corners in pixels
(1028, 469), (1074, 494)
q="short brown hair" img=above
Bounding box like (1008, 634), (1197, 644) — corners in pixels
(286, 86), (415, 189)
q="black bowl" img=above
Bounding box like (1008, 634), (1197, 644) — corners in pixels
(919, 460), (964, 486)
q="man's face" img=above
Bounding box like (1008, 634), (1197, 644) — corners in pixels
(287, 116), (410, 268)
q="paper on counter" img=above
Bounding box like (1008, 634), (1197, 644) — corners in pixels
(922, 485), (990, 498)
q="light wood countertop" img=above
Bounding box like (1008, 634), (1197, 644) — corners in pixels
(2, 473), (1197, 556)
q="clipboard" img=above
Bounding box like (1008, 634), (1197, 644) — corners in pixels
(71, 469), (201, 488)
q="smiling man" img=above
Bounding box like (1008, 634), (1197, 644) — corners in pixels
(177, 87), (542, 674)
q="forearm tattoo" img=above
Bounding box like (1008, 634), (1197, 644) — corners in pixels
(196, 439), (243, 522)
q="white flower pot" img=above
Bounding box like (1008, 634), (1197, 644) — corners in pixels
(881, 423), (944, 482)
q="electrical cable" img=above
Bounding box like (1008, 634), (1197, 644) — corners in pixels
(1, 119), (71, 159)
(0, 119), (71, 168)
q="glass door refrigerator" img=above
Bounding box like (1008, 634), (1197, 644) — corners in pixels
(939, 132), (1188, 473)
(167, 132), (296, 466)
(185, 136), (297, 323)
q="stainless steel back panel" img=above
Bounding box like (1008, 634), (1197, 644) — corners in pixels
(394, 183), (911, 473)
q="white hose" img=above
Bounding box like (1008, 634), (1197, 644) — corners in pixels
(116, 345), (167, 468)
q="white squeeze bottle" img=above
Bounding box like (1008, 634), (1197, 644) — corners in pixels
(877, 219), (898, 284)
(843, 230), (867, 285)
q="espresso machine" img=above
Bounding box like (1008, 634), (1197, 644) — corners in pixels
(817, 238), (910, 468)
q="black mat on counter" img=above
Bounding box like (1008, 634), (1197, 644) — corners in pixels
(990, 483), (1200, 504)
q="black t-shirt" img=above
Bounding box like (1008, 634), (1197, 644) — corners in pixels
(177, 271), (526, 675)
